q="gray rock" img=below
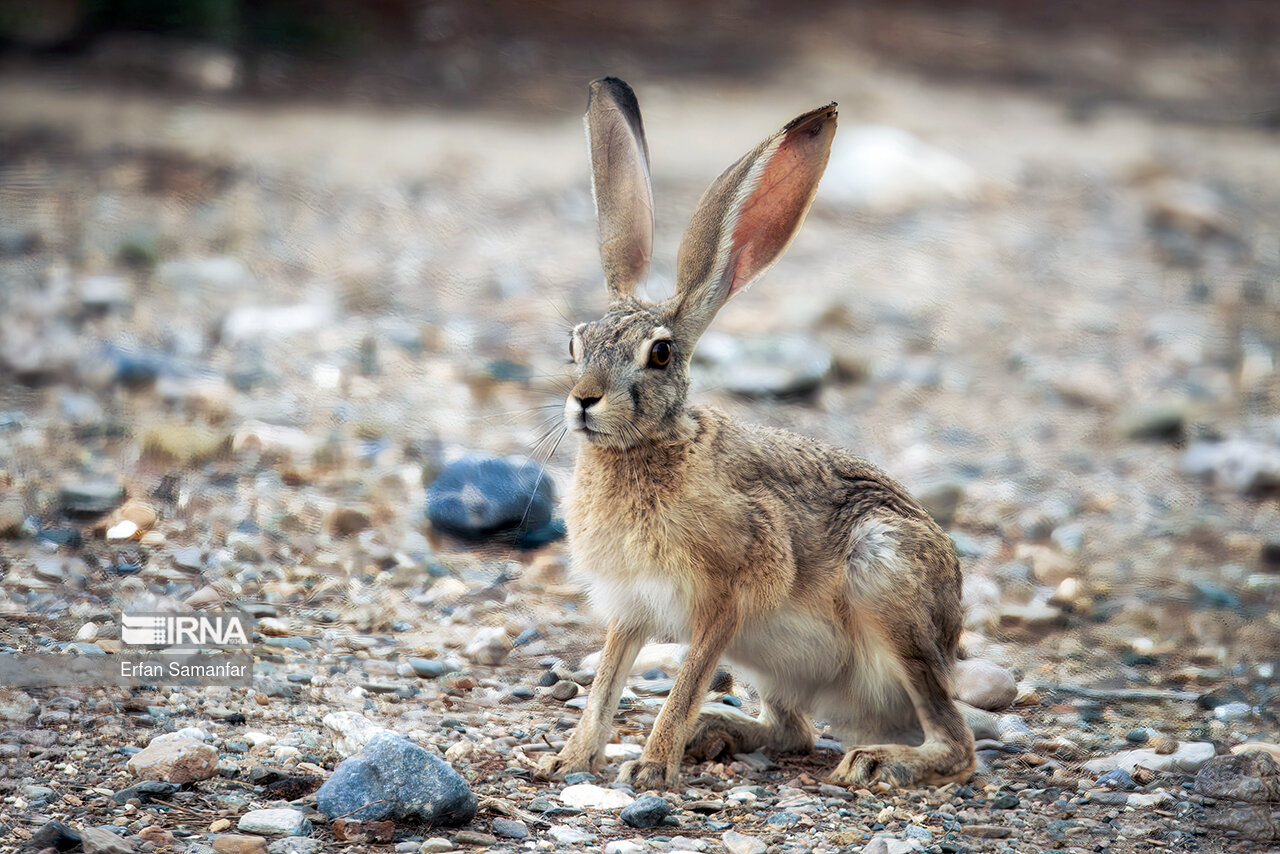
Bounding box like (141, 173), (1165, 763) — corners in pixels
(721, 829), (767, 854)
(267, 839), (322, 854)
(113, 780), (180, 804)
(1184, 439), (1280, 496)
(315, 732), (476, 826)
(620, 794), (672, 828)
(490, 817), (528, 839)
(79, 827), (133, 854)
(0, 688), (38, 721)
(694, 332), (833, 398)
(953, 659), (1017, 711)
(408, 658), (456, 679)
(59, 480), (125, 516)
(425, 454), (563, 548)
(28, 820), (81, 851)
(1194, 752), (1280, 841)
(237, 809), (311, 836)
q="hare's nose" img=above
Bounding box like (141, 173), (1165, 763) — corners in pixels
(574, 395), (602, 411)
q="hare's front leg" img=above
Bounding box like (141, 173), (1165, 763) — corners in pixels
(619, 612), (738, 789)
(537, 621), (646, 779)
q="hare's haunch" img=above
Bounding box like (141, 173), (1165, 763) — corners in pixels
(539, 77), (975, 790)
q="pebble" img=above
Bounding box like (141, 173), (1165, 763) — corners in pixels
(559, 782), (635, 810)
(548, 825), (593, 844)
(1231, 742), (1280, 762)
(418, 840), (455, 853)
(620, 794), (672, 828)
(1083, 741), (1216, 775)
(1183, 438), (1280, 496)
(952, 659), (1017, 711)
(28, 821), (81, 851)
(605, 842), (645, 854)
(693, 332), (834, 398)
(113, 780), (179, 804)
(1214, 701), (1252, 722)
(59, 480), (125, 516)
(550, 679), (579, 700)
(80, 827), (134, 854)
(0, 688), (38, 721)
(126, 738), (218, 783)
(408, 657), (458, 679)
(268, 839), (322, 854)
(237, 809), (311, 836)
(212, 835), (269, 854)
(490, 817), (528, 839)
(425, 454), (562, 548)
(464, 626), (512, 666)
(315, 732), (477, 825)
(721, 829), (767, 854)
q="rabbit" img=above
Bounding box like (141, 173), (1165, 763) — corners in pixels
(536, 77), (975, 791)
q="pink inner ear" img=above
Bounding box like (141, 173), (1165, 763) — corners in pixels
(726, 116), (833, 297)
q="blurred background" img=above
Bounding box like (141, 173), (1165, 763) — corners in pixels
(1, 0), (1279, 757)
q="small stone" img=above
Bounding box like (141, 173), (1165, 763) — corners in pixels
(444, 739), (475, 762)
(997, 603), (1067, 638)
(605, 842), (644, 854)
(210, 820), (233, 833)
(0, 493), (24, 537)
(408, 657), (456, 679)
(113, 780), (180, 804)
(213, 835), (270, 854)
(1150, 735), (1178, 754)
(559, 782), (635, 810)
(80, 827), (134, 854)
(0, 688), (38, 721)
(721, 829), (767, 854)
(551, 679), (579, 701)
(322, 711), (391, 757)
(238, 809), (311, 836)
(1214, 701), (1252, 722)
(1117, 403), (1186, 443)
(991, 791), (1019, 809)
(953, 659), (1017, 711)
(126, 738), (218, 783)
(1232, 743), (1280, 762)
(1084, 741), (1216, 775)
(464, 626), (512, 666)
(332, 819), (395, 843)
(329, 507), (371, 537)
(268, 839), (322, 854)
(60, 480), (125, 516)
(693, 332), (833, 398)
(419, 840), (455, 853)
(547, 825), (593, 845)
(621, 794), (672, 828)
(490, 817), (528, 839)
(1096, 768), (1138, 790)
(28, 820), (81, 851)
(453, 830), (498, 846)
(137, 826), (174, 845)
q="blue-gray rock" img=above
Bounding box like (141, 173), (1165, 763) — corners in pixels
(620, 794), (672, 829)
(113, 780), (180, 804)
(315, 733), (476, 826)
(59, 480), (124, 517)
(425, 455), (563, 548)
(407, 658), (456, 679)
(1096, 768), (1138, 790)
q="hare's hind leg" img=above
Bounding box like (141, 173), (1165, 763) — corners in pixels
(686, 700), (813, 761)
(828, 520), (975, 788)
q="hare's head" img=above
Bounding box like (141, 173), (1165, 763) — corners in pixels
(566, 78), (836, 450)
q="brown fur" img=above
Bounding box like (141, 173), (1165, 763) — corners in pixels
(538, 78), (974, 790)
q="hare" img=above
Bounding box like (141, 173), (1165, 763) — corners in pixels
(537, 77), (975, 791)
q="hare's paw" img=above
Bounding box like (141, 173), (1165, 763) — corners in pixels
(536, 746), (599, 781)
(828, 745), (928, 788)
(685, 707), (759, 761)
(618, 758), (678, 790)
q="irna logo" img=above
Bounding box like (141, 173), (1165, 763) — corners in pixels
(121, 613), (252, 647)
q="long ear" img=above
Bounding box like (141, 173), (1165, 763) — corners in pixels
(673, 103), (836, 339)
(585, 77), (654, 303)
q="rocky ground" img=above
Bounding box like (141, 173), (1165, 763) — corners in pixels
(2, 18), (1280, 854)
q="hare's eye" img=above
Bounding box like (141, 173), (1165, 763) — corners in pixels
(647, 340), (672, 369)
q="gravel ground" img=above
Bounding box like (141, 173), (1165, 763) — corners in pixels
(1, 25), (1279, 854)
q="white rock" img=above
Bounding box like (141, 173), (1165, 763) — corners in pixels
(581, 642), (685, 676)
(721, 830), (767, 854)
(548, 824), (594, 844)
(559, 782), (635, 810)
(322, 711), (390, 758)
(604, 742), (643, 761)
(77, 623), (99, 641)
(222, 300), (335, 344)
(953, 659), (1017, 711)
(444, 740), (475, 761)
(150, 727), (209, 745)
(238, 808), (312, 836)
(244, 731), (277, 748)
(821, 126), (980, 213)
(126, 739), (218, 783)
(464, 626), (511, 666)
(1126, 789), (1173, 809)
(1083, 741), (1216, 775)
(233, 421), (316, 459)
(605, 841), (645, 854)
(106, 520), (139, 541)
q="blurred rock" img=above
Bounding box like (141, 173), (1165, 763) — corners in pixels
(0, 494), (24, 537)
(464, 626), (511, 666)
(693, 332), (833, 398)
(621, 794), (671, 828)
(998, 603), (1067, 638)
(1183, 439), (1280, 496)
(1194, 751), (1280, 840)
(143, 424), (231, 465)
(821, 126), (980, 212)
(1014, 544), (1077, 586)
(315, 732), (476, 825)
(223, 300), (336, 344)
(1084, 741), (1216, 775)
(953, 659), (1017, 711)
(425, 455), (561, 548)
(159, 257), (254, 294)
(323, 712), (390, 758)
(79, 827), (133, 854)
(1116, 402), (1187, 443)
(28, 820), (81, 851)
(60, 480), (125, 517)
(918, 481), (965, 528)
(560, 783), (634, 810)
(0, 688), (38, 722)
(212, 835), (269, 854)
